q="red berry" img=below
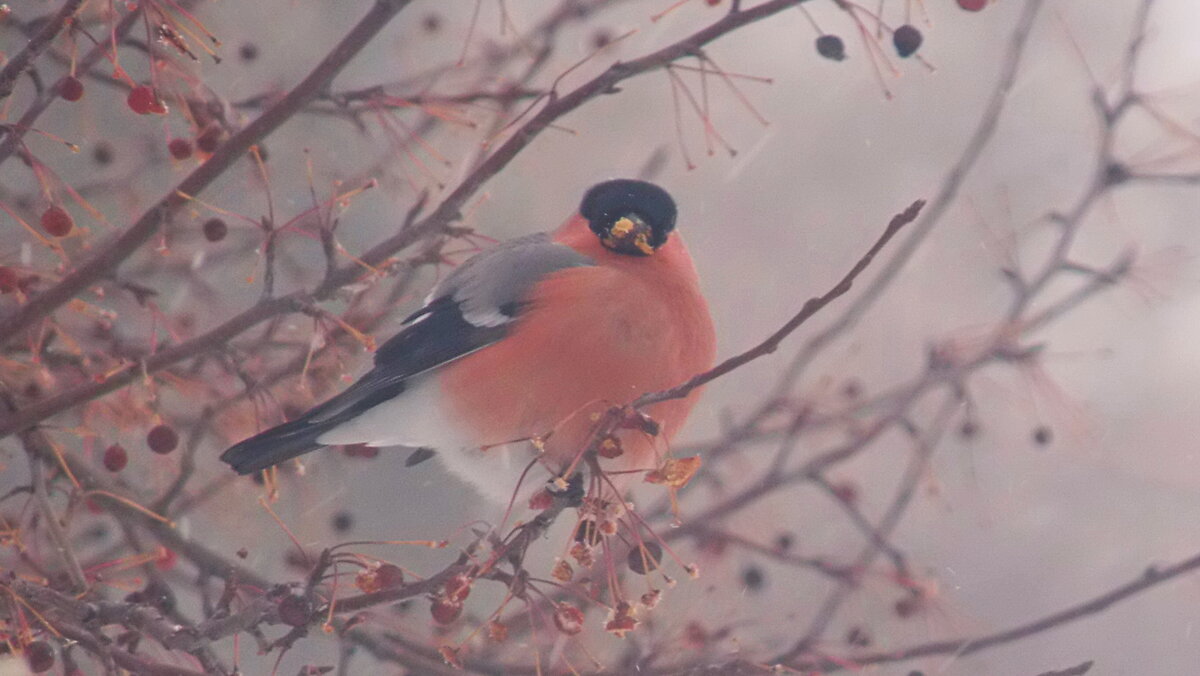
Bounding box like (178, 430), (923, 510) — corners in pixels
(376, 564), (404, 589)
(0, 266), (19, 293)
(147, 424), (179, 454)
(168, 138), (193, 160)
(957, 0), (987, 10)
(430, 598), (462, 625)
(25, 640), (55, 673)
(444, 573), (471, 603)
(127, 85), (155, 114)
(59, 76), (84, 102)
(155, 547), (177, 571)
(102, 444), (128, 472)
(40, 206), (74, 237)
(128, 85), (167, 115)
(202, 217), (227, 242)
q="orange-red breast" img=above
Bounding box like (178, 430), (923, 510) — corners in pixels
(221, 179), (716, 503)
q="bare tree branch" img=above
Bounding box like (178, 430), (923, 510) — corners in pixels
(0, 0), (84, 100)
(0, 0), (415, 350)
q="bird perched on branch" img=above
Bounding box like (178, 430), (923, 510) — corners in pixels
(221, 179), (716, 503)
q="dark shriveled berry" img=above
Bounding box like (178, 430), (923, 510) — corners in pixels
(202, 217), (227, 242)
(1033, 425), (1053, 446)
(103, 444), (128, 472)
(741, 565), (765, 591)
(147, 424), (179, 454)
(196, 125), (222, 153)
(239, 43), (259, 62)
(168, 138), (193, 160)
(278, 594), (311, 627)
(0, 267), (19, 294)
(893, 25), (923, 58)
(627, 541), (662, 575)
(574, 519), (602, 546)
(25, 640), (55, 673)
(331, 511), (353, 533)
(816, 34), (846, 61)
(93, 142), (114, 165)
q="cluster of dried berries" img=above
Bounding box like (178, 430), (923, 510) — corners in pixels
(355, 563), (404, 594)
(430, 573), (472, 625)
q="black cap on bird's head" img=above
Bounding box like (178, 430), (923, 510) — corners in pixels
(580, 179), (677, 256)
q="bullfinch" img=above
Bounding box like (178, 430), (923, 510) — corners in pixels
(220, 179), (716, 503)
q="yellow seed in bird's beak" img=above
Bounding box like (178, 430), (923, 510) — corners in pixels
(605, 217), (655, 254)
(633, 233), (654, 255)
(610, 217), (636, 237)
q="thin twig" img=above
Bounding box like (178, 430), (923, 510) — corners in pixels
(636, 199), (925, 408)
(790, 550), (1200, 672)
(0, 0), (85, 100)
(22, 437), (89, 592)
(0, 6), (144, 167)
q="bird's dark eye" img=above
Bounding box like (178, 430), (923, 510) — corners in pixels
(580, 179), (677, 256)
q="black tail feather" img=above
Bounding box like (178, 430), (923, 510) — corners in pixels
(219, 416), (334, 475)
(220, 374), (407, 475)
